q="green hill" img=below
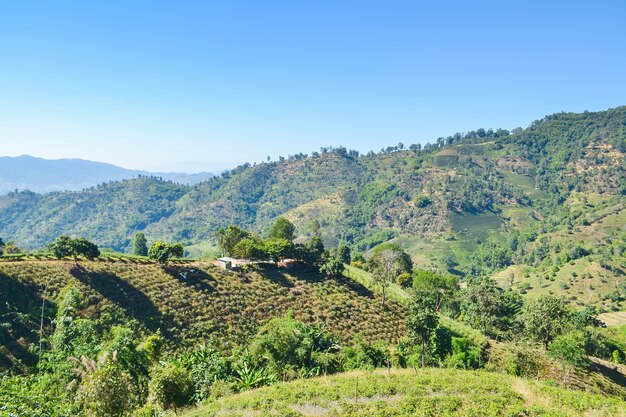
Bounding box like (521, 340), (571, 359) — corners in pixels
(1, 107), (623, 257)
(183, 368), (626, 417)
(0, 259), (405, 373)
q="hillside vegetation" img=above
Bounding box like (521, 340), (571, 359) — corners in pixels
(184, 368), (626, 417)
(2, 107), (624, 259)
(1, 108), (625, 310)
(0, 259), (404, 373)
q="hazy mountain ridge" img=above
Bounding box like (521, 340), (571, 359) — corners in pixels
(0, 155), (216, 194)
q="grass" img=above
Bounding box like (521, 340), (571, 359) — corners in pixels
(343, 265), (410, 305)
(182, 368), (626, 417)
(599, 312), (626, 327)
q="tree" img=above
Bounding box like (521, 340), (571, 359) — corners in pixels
(2, 240), (22, 254)
(264, 238), (295, 263)
(296, 236), (325, 267)
(133, 232), (148, 256)
(50, 235), (100, 265)
(72, 352), (134, 417)
(460, 278), (505, 336)
(320, 256), (344, 277)
(215, 225), (250, 257)
(523, 295), (569, 350)
(369, 243), (413, 308)
(250, 314), (338, 379)
(51, 235), (74, 259)
(73, 238), (100, 261)
(548, 332), (587, 384)
(412, 269), (459, 314)
(407, 288), (439, 367)
(268, 217), (296, 241)
(169, 243), (184, 258)
(0, 237), (4, 255)
(232, 237), (268, 262)
(336, 241), (351, 264)
(148, 241), (184, 265)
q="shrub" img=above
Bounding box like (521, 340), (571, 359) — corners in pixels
(72, 353), (134, 417)
(148, 362), (194, 411)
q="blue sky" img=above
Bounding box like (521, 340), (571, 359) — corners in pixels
(1, 1), (625, 172)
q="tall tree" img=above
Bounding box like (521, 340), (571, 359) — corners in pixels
(216, 225), (250, 257)
(412, 269), (459, 314)
(336, 241), (351, 264)
(407, 288), (439, 367)
(460, 278), (505, 336)
(268, 217), (296, 241)
(523, 295), (569, 349)
(132, 232), (148, 256)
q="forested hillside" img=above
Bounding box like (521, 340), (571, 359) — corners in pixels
(1, 107), (625, 298)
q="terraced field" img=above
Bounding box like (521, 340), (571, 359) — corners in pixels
(0, 259), (406, 371)
(600, 311), (626, 326)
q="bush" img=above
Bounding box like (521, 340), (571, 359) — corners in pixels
(180, 345), (231, 401)
(341, 336), (388, 370)
(148, 362), (194, 411)
(73, 355), (134, 417)
(443, 337), (480, 369)
(249, 314), (340, 379)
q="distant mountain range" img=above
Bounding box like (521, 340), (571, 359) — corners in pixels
(0, 155), (217, 194)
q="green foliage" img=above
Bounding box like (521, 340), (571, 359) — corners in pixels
(444, 337), (481, 369)
(133, 232), (148, 256)
(340, 336), (388, 370)
(406, 288), (439, 367)
(141, 332), (165, 365)
(413, 269), (459, 314)
(50, 234), (74, 259)
(523, 295), (569, 349)
(180, 345), (231, 401)
(0, 373), (79, 416)
(148, 241), (184, 264)
(148, 362), (194, 411)
(414, 193), (432, 208)
(232, 236), (267, 261)
(336, 241), (351, 264)
(320, 255), (345, 277)
(73, 237), (101, 260)
(369, 243), (413, 307)
(268, 217), (296, 241)
(73, 353), (135, 417)
(50, 235), (100, 262)
(232, 359), (278, 391)
(397, 272), (412, 288)
(460, 278), (506, 337)
(216, 225), (250, 257)
(249, 314), (340, 379)
(549, 332), (588, 383)
(264, 238), (295, 262)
